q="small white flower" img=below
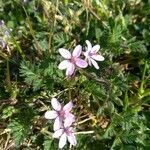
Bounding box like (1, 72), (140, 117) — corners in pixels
(84, 40), (105, 69)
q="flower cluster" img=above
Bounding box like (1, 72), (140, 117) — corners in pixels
(58, 40), (105, 76)
(45, 98), (76, 149)
(45, 40), (105, 148)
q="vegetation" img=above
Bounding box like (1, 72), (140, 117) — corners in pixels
(0, 0), (150, 149)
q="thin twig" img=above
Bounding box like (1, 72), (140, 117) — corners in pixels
(78, 114), (90, 119)
(38, 100), (49, 110)
(4, 133), (10, 150)
(0, 52), (8, 60)
(75, 131), (94, 135)
(75, 116), (95, 125)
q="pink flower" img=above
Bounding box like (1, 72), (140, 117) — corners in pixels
(84, 40), (105, 69)
(58, 45), (88, 76)
(53, 126), (77, 149)
(45, 98), (75, 131)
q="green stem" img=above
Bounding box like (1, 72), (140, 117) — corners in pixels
(79, 69), (109, 85)
(6, 60), (12, 92)
(139, 61), (147, 94)
(110, 131), (122, 150)
(142, 90), (150, 98)
(68, 78), (71, 101)
(86, 5), (89, 36)
(123, 90), (129, 111)
(0, 52), (13, 95)
(47, 0), (59, 54)
(22, 6), (43, 56)
(10, 33), (25, 59)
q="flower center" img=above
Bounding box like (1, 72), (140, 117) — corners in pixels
(58, 110), (65, 118)
(64, 127), (72, 135)
(89, 51), (96, 57)
(70, 56), (76, 64)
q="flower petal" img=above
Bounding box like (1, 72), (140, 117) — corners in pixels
(85, 40), (92, 51)
(58, 60), (69, 70)
(91, 54), (105, 61)
(54, 117), (62, 131)
(75, 58), (88, 68)
(68, 133), (77, 146)
(53, 129), (64, 138)
(51, 98), (61, 111)
(64, 113), (75, 128)
(66, 63), (75, 76)
(88, 58), (92, 66)
(83, 51), (89, 59)
(59, 48), (71, 59)
(91, 59), (99, 69)
(72, 45), (82, 57)
(91, 44), (100, 53)
(59, 133), (67, 149)
(63, 101), (73, 112)
(44, 110), (58, 119)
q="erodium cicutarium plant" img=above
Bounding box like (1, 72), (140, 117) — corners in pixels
(45, 41), (105, 148)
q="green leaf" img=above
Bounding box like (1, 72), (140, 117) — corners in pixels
(43, 136), (53, 150)
(20, 61), (43, 91)
(2, 106), (15, 119)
